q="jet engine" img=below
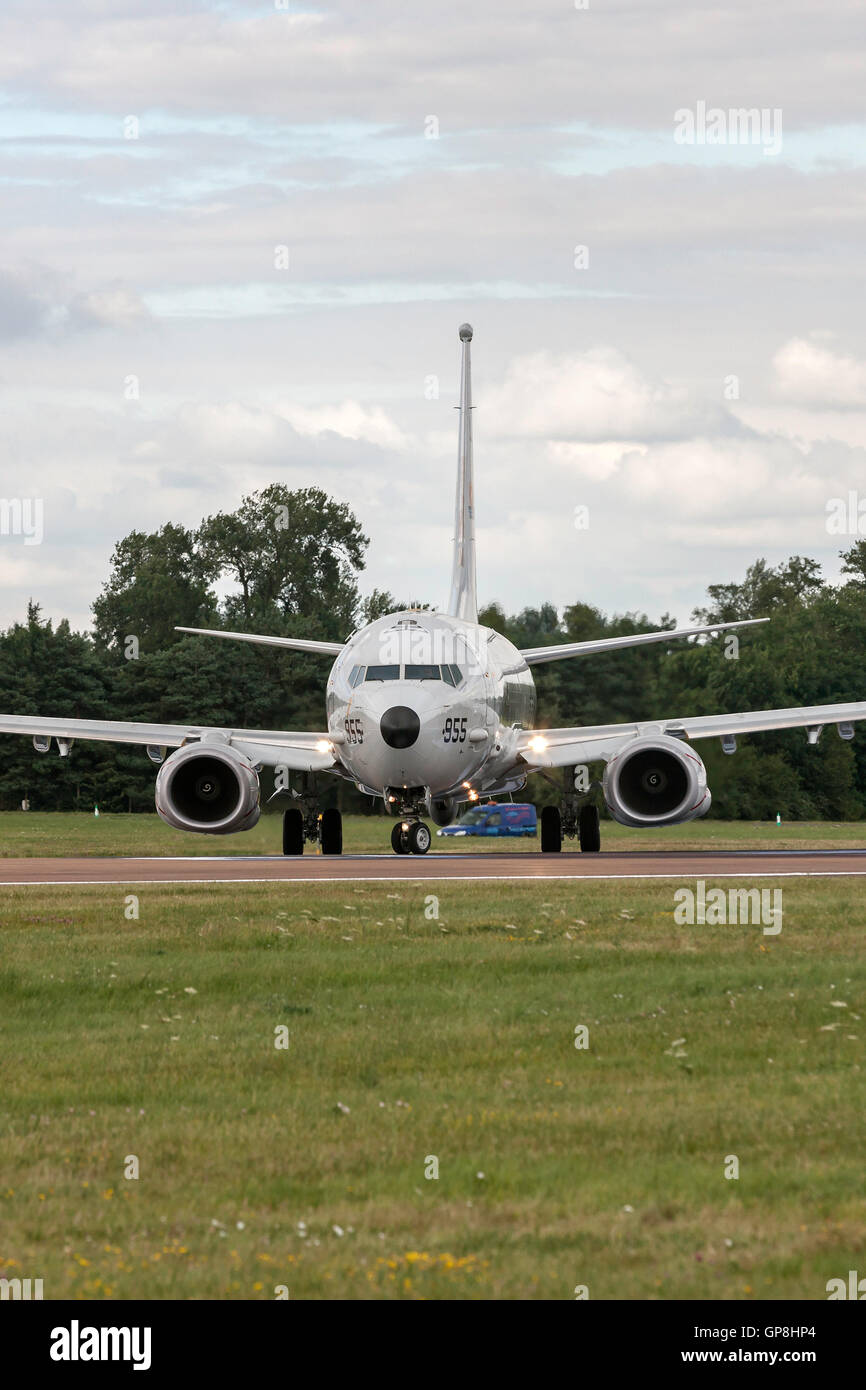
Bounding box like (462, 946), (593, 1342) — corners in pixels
(155, 742), (261, 834)
(603, 734), (711, 828)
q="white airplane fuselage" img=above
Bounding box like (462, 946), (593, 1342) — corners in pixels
(325, 609), (535, 812)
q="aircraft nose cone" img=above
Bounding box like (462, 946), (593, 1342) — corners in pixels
(380, 705), (420, 749)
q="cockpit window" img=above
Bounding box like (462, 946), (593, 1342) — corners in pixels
(365, 664), (400, 681)
(405, 663), (441, 681)
(355, 662), (462, 683)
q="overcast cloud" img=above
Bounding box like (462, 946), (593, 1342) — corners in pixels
(1, 0), (865, 631)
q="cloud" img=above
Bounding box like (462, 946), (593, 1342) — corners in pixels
(2, 0), (866, 636)
(617, 435), (830, 525)
(3, 1), (866, 127)
(479, 348), (709, 442)
(67, 284), (152, 331)
(0, 265), (56, 339)
(171, 398), (409, 459)
(0, 264), (153, 342)
(773, 336), (866, 409)
(274, 401), (409, 450)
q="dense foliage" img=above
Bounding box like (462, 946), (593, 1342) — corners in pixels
(2, 485), (865, 819)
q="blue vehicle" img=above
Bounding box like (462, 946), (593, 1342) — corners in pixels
(437, 803), (537, 838)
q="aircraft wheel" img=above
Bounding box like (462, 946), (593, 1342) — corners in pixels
(282, 807), (304, 855)
(540, 805), (562, 852)
(578, 804), (601, 853)
(408, 821), (431, 855)
(320, 807), (343, 855)
(391, 822), (409, 854)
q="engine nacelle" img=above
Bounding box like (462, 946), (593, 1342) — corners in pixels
(428, 796), (458, 827)
(603, 734), (711, 828)
(155, 742), (261, 835)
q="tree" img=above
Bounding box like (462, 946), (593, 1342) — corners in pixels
(361, 590), (427, 623)
(0, 604), (114, 810)
(196, 485), (368, 637)
(92, 523), (217, 658)
(478, 602), (508, 634)
(839, 540), (866, 584)
(8, 520), (866, 820)
(693, 556), (823, 624)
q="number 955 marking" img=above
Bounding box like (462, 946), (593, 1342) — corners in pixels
(443, 716), (467, 743)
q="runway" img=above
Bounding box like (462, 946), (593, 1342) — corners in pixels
(2, 849), (866, 885)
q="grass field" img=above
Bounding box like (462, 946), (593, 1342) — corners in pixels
(1, 868), (865, 1300)
(2, 809), (866, 856)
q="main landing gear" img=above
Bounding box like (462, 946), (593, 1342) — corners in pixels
(540, 770), (601, 853)
(283, 807), (304, 855)
(282, 806), (343, 855)
(280, 774), (343, 855)
(391, 820), (432, 855)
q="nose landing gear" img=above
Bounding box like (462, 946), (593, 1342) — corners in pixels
(385, 786), (432, 855)
(390, 820), (432, 855)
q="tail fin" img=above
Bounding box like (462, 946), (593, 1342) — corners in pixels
(446, 322), (478, 622)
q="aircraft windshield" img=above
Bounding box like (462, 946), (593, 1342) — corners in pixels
(365, 665), (400, 681)
(405, 664), (441, 680)
(355, 663), (463, 683)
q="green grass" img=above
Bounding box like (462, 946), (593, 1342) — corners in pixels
(1, 876), (864, 1299)
(2, 810), (866, 857)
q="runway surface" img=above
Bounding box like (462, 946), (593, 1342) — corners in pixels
(2, 849), (866, 885)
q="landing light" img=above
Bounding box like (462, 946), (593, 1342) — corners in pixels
(315, 739), (332, 754)
(468, 790), (478, 801)
(528, 735), (548, 752)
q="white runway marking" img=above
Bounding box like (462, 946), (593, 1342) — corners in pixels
(3, 870), (866, 886)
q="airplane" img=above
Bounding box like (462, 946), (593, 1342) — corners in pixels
(4, 321), (866, 857)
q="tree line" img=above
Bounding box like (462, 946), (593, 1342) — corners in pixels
(2, 482), (866, 820)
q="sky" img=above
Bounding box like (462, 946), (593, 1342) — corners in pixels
(1, 0), (866, 634)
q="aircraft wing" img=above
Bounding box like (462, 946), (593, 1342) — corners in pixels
(176, 626), (345, 656)
(517, 700), (866, 768)
(518, 618), (768, 665)
(0, 714), (337, 772)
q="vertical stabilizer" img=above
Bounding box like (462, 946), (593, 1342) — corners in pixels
(446, 323), (478, 622)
